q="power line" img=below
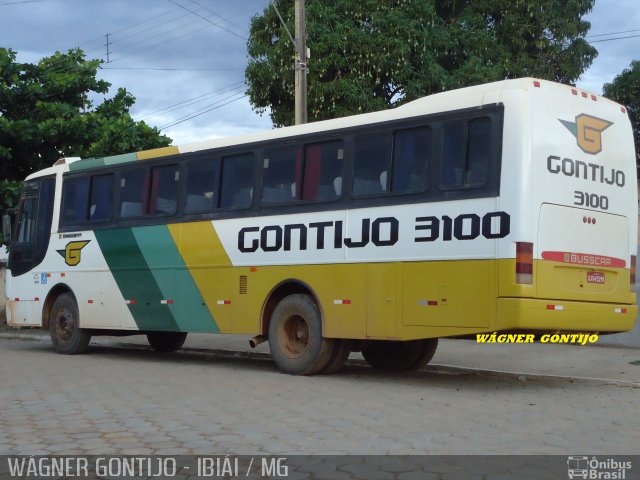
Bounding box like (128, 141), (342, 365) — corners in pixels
(101, 66), (243, 71)
(0, 0), (38, 5)
(167, 0), (248, 41)
(589, 34), (640, 43)
(135, 81), (246, 121)
(587, 28), (640, 38)
(160, 93), (247, 130)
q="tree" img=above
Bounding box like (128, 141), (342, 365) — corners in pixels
(0, 48), (171, 183)
(246, 0), (597, 127)
(603, 61), (640, 167)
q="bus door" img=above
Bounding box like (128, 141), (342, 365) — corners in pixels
(9, 177), (56, 277)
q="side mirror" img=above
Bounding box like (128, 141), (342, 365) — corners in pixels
(2, 213), (13, 244)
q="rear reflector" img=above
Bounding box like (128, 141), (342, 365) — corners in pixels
(631, 255), (636, 292)
(516, 242), (533, 284)
(546, 304), (564, 311)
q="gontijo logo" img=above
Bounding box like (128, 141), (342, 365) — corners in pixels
(57, 240), (90, 266)
(559, 114), (613, 155)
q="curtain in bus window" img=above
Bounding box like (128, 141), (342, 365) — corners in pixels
(185, 158), (220, 212)
(262, 146), (300, 204)
(89, 174), (114, 221)
(353, 134), (392, 196)
(302, 145), (321, 201)
(220, 153), (254, 209)
(466, 118), (491, 185)
(392, 127), (430, 193)
(441, 122), (466, 188)
(149, 165), (179, 215)
(119, 168), (148, 217)
(61, 177), (89, 223)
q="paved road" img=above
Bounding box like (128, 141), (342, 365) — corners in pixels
(0, 335), (638, 456)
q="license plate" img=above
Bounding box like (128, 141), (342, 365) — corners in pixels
(587, 271), (605, 284)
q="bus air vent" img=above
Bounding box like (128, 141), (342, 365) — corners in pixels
(239, 275), (248, 295)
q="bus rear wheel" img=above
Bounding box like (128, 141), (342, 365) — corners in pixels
(147, 332), (188, 352)
(268, 294), (334, 375)
(50, 293), (91, 355)
(362, 339), (438, 371)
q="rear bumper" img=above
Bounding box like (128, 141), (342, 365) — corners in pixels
(496, 297), (637, 333)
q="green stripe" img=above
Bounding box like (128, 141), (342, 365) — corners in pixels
(131, 226), (219, 333)
(69, 157), (106, 171)
(94, 228), (180, 332)
(104, 152), (137, 166)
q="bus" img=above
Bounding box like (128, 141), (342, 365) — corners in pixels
(3, 78), (637, 375)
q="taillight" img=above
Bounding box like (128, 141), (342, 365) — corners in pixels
(516, 242), (533, 284)
(631, 255), (636, 292)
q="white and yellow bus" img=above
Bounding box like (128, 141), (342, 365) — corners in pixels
(4, 78), (637, 375)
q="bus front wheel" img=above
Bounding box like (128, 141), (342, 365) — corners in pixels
(268, 294), (334, 375)
(147, 332), (188, 352)
(50, 293), (91, 355)
(362, 339), (438, 371)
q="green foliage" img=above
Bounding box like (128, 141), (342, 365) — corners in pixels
(246, 0), (598, 126)
(0, 179), (21, 245)
(603, 61), (640, 168)
(0, 48), (172, 183)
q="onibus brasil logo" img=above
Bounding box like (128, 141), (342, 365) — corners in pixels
(567, 456), (632, 479)
(57, 240), (90, 266)
(559, 113), (613, 155)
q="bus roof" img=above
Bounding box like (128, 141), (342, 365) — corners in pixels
(27, 77), (624, 180)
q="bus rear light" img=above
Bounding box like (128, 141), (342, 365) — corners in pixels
(516, 242), (533, 284)
(631, 255), (636, 292)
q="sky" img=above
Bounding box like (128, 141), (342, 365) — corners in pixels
(1, 0), (639, 147)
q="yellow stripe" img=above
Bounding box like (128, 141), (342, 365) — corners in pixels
(136, 146), (179, 160)
(168, 221), (234, 332)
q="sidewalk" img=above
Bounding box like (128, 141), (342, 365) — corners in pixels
(3, 328), (640, 384)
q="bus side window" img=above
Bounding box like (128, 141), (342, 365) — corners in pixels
(220, 153), (254, 209)
(119, 168), (148, 218)
(302, 140), (344, 202)
(149, 164), (179, 215)
(262, 146), (301, 204)
(466, 118), (491, 185)
(441, 122), (467, 188)
(185, 157), (220, 212)
(441, 118), (492, 188)
(392, 127), (430, 194)
(61, 177), (89, 224)
(89, 174), (114, 221)
(352, 133), (392, 196)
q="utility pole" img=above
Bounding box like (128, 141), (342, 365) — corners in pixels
(271, 0), (308, 125)
(105, 34), (111, 63)
(294, 0), (307, 125)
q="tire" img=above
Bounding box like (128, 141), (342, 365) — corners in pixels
(268, 294), (335, 375)
(362, 339), (438, 371)
(322, 339), (352, 374)
(410, 338), (439, 370)
(147, 332), (188, 352)
(49, 293), (91, 355)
